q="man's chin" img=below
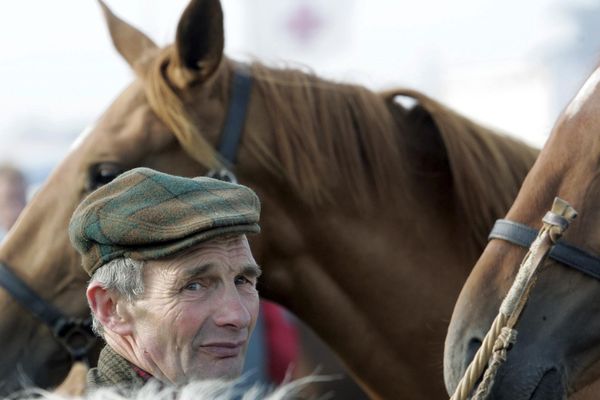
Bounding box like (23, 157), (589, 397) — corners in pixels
(190, 357), (245, 381)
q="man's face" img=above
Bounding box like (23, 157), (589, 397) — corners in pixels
(125, 235), (261, 383)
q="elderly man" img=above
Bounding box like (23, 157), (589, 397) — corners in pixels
(68, 167), (262, 389)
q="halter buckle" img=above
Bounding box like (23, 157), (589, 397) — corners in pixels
(206, 168), (238, 184)
(53, 317), (97, 364)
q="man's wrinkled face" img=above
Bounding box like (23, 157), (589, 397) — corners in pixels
(126, 235), (261, 383)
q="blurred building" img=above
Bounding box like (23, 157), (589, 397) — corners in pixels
(2, 0), (600, 184)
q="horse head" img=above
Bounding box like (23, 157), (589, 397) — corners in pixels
(445, 67), (600, 399)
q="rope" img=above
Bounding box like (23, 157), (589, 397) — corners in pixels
(472, 327), (517, 400)
(449, 197), (578, 400)
(450, 314), (507, 400)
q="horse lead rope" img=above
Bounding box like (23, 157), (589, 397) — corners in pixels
(450, 197), (578, 400)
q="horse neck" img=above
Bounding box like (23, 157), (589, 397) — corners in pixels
(233, 76), (545, 398)
(222, 64), (539, 399)
(245, 175), (473, 399)
(237, 70), (531, 301)
(238, 78), (540, 323)
(0, 164), (88, 389)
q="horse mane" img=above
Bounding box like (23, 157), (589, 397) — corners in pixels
(383, 89), (539, 250)
(245, 62), (408, 208)
(145, 49), (408, 209)
(144, 48), (538, 242)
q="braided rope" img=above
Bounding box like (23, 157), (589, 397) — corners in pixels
(472, 327), (518, 400)
(449, 198), (577, 400)
(450, 313), (507, 400)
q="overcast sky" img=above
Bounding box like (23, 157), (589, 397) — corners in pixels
(0, 0), (596, 181)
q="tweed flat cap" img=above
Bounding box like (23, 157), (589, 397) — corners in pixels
(69, 167), (260, 276)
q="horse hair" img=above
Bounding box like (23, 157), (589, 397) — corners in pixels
(144, 46), (538, 250)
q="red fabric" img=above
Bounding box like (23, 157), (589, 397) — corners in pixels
(261, 300), (299, 383)
(131, 363), (153, 382)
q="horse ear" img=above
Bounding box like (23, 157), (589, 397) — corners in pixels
(98, 0), (158, 74)
(170, 0), (224, 87)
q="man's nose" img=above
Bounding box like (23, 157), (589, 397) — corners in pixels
(213, 286), (253, 329)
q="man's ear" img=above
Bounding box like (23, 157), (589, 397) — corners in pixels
(87, 282), (133, 336)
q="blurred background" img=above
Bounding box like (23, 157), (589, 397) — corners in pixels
(1, 0), (600, 189)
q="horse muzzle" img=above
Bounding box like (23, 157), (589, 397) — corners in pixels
(486, 362), (566, 400)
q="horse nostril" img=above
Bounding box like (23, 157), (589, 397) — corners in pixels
(467, 337), (483, 365)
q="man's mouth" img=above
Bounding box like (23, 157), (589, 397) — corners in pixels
(199, 341), (245, 358)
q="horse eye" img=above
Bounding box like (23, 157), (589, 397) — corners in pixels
(86, 163), (123, 192)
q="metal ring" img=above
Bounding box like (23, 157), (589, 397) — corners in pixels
(53, 318), (97, 363)
(206, 168), (238, 184)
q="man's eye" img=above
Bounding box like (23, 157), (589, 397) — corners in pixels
(235, 276), (253, 286)
(184, 282), (203, 291)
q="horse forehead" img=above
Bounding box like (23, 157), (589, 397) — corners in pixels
(564, 68), (600, 121)
(523, 69), (600, 205)
(86, 82), (169, 150)
(102, 80), (152, 124)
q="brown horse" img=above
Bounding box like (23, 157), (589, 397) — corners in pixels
(0, 0), (538, 398)
(444, 59), (600, 399)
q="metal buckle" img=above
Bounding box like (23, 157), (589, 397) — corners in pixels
(206, 168), (238, 184)
(542, 211), (570, 231)
(53, 317), (97, 363)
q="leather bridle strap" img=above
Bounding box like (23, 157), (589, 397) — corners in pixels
(219, 68), (253, 164)
(489, 219), (600, 280)
(0, 262), (64, 326)
(0, 261), (96, 362)
(207, 67), (253, 183)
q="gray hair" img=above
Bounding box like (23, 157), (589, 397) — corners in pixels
(88, 257), (145, 337)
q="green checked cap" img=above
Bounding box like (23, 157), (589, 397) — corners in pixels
(69, 167), (260, 276)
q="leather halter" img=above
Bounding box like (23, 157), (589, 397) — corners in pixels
(0, 262), (96, 363)
(207, 67), (253, 183)
(489, 219), (600, 280)
(0, 67), (255, 365)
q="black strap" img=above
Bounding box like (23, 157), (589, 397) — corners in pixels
(0, 262), (65, 328)
(489, 219), (600, 280)
(207, 68), (253, 184)
(0, 262), (97, 362)
(217, 68), (253, 165)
